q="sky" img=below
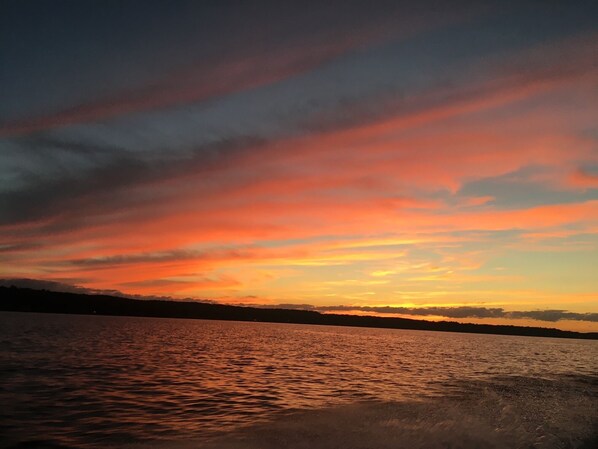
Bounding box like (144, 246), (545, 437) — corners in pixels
(1, 0), (597, 332)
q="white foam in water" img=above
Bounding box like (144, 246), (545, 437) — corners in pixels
(131, 376), (597, 449)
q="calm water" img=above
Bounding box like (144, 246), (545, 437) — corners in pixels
(0, 312), (596, 449)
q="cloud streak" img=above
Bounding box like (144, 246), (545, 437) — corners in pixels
(310, 305), (598, 323)
(1, 1), (473, 136)
(1, 2), (597, 331)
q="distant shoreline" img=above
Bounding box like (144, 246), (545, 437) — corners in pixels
(1, 286), (597, 340)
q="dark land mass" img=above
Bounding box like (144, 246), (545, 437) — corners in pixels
(1, 286), (597, 340)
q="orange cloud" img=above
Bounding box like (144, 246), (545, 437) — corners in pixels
(2, 29), (597, 331)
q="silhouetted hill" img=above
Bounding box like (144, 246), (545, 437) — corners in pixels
(1, 286), (596, 340)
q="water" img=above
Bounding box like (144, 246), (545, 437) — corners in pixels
(0, 312), (596, 449)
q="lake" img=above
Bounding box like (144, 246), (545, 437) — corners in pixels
(0, 312), (596, 448)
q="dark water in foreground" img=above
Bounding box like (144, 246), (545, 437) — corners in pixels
(0, 312), (596, 449)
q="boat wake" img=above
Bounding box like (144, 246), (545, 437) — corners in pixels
(4, 375), (596, 449)
(167, 374), (597, 449)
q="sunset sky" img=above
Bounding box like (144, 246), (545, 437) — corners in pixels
(1, 1), (597, 331)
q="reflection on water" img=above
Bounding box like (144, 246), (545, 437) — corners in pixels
(199, 375), (598, 449)
(0, 312), (596, 448)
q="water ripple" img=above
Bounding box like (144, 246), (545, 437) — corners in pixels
(0, 312), (596, 448)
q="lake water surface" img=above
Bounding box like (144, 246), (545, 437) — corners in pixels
(1, 312), (596, 448)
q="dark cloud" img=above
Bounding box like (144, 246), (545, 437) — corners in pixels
(213, 302), (598, 323)
(2, 41), (591, 235)
(508, 310), (598, 323)
(286, 304), (598, 323)
(119, 276), (239, 289)
(2, 0), (461, 135)
(458, 166), (598, 209)
(316, 305), (505, 318)
(2, 12), (596, 234)
(63, 247), (252, 269)
(118, 279), (195, 288)
(0, 135), (264, 230)
(67, 250), (200, 268)
(0, 151), (148, 226)
(0, 242), (41, 253)
(268, 303), (319, 311)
